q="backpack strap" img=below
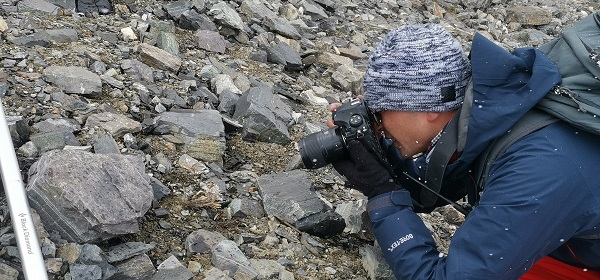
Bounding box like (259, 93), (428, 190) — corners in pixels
(470, 109), (559, 205)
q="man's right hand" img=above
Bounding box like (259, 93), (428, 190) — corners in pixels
(331, 140), (402, 199)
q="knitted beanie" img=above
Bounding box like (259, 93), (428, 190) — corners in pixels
(363, 24), (471, 112)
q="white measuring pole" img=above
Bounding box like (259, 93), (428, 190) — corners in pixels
(0, 100), (48, 279)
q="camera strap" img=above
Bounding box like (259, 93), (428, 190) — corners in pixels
(421, 80), (473, 209)
(421, 112), (461, 207)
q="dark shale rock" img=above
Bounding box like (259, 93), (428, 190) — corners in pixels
(232, 85), (293, 144)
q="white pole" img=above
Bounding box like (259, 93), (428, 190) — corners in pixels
(0, 100), (48, 280)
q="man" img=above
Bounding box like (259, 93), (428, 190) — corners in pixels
(329, 24), (600, 279)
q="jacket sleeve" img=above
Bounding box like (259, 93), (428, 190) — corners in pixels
(368, 127), (594, 279)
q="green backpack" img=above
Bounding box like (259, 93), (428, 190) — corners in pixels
(537, 11), (600, 134)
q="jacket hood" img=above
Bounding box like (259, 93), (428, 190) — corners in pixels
(456, 33), (563, 165)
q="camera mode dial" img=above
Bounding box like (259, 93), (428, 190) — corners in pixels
(349, 114), (363, 127)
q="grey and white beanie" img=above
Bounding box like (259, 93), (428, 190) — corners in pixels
(363, 24), (472, 112)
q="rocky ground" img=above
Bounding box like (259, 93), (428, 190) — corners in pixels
(0, 0), (598, 279)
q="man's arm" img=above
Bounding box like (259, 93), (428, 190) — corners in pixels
(368, 130), (591, 279)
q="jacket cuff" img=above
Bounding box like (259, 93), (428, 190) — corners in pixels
(367, 190), (413, 213)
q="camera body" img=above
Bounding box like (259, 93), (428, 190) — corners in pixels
(298, 98), (387, 169)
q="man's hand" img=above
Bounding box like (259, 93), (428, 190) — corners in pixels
(332, 140), (401, 199)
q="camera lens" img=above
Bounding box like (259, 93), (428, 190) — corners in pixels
(298, 128), (346, 169)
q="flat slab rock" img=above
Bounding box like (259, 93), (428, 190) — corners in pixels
(26, 149), (154, 243)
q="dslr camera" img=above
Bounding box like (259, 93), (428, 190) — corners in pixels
(298, 98), (388, 169)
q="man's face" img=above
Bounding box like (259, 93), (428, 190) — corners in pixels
(376, 110), (435, 158)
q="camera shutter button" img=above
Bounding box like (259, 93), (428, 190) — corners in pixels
(349, 114), (363, 127)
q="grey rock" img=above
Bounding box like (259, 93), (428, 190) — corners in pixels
(110, 254), (156, 280)
(27, 150), (154, 243)
(85, 112), (142, 138)
(154, 207), (169, 218)
(121, 59), (154, 83)
(302, 1), (328, 21)
(79, 244), (117, 279)
(105, 242), (155, 263)
(294, 210), (345, 237)
(316, 52), (353, 68)
(46, 29), (78, 43)
(209, 2), (244, 31)
(503, 29), (553, 47)
(7, 116), (29, 148)
(153, 110), (226, 165)
(162, 0), (192, 21)
(361, 244), (394, 280)
(96, 31), (118, 44)
(193, 29), (226, 54)
(149, 176), (171, 201)
(9, 32), (50, 47)
(227, 197), (265, 218)
(211, 240), (257, 279)
(155, 152), (173, 173)
(203, 267), (232, 279)
(312, 0), (336, 10)
(5, 246), (19, 258)
(506, 6), (553, 26)
(162, 88), (188, 108)
(69, 264), (103, 280)
(239, 0), (276, 20)
(156, 32), (180, 56)
(138, 43), (182, 73)
(33, 117), (81, 133)
(17, 0), (61, 14)
(30, 130), (81, 153)
(17, 141), (39, 158)
(151, 255), (193, 280)
(233, 85), (293, 144)
(266, 42), (303, 71)
(331, 64), (364, 94)
(100, 75), (125, 90)
(217, 89), (239, 116)
(459, 0), (491, 9)
(179, 9), (213, 31)
(43, 66), (102, 96)
(335, 200), (368, 235)
(249, 259), (284, 279)
(92, 131), (120, 154)
(250, 49), (268, 63)
(46, 258), (64, 275)
(211, 74), (241, 96)
(0, 0), (590, 278)
(264, 17), (302, 40)
(185, 229), (227, 255)
(50, 91), (95, 115)
(41, 237), (56, 258)
(258, 170), (325, 225)
(57, 243), (81, 265)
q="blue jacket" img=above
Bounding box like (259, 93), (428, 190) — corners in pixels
(368, 33), (600, 279)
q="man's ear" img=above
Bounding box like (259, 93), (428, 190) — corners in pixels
(426, 110), (458, 125)
(425, 112), (442, 122)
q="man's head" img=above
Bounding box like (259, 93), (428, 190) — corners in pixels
(363, 24), (471, 157)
